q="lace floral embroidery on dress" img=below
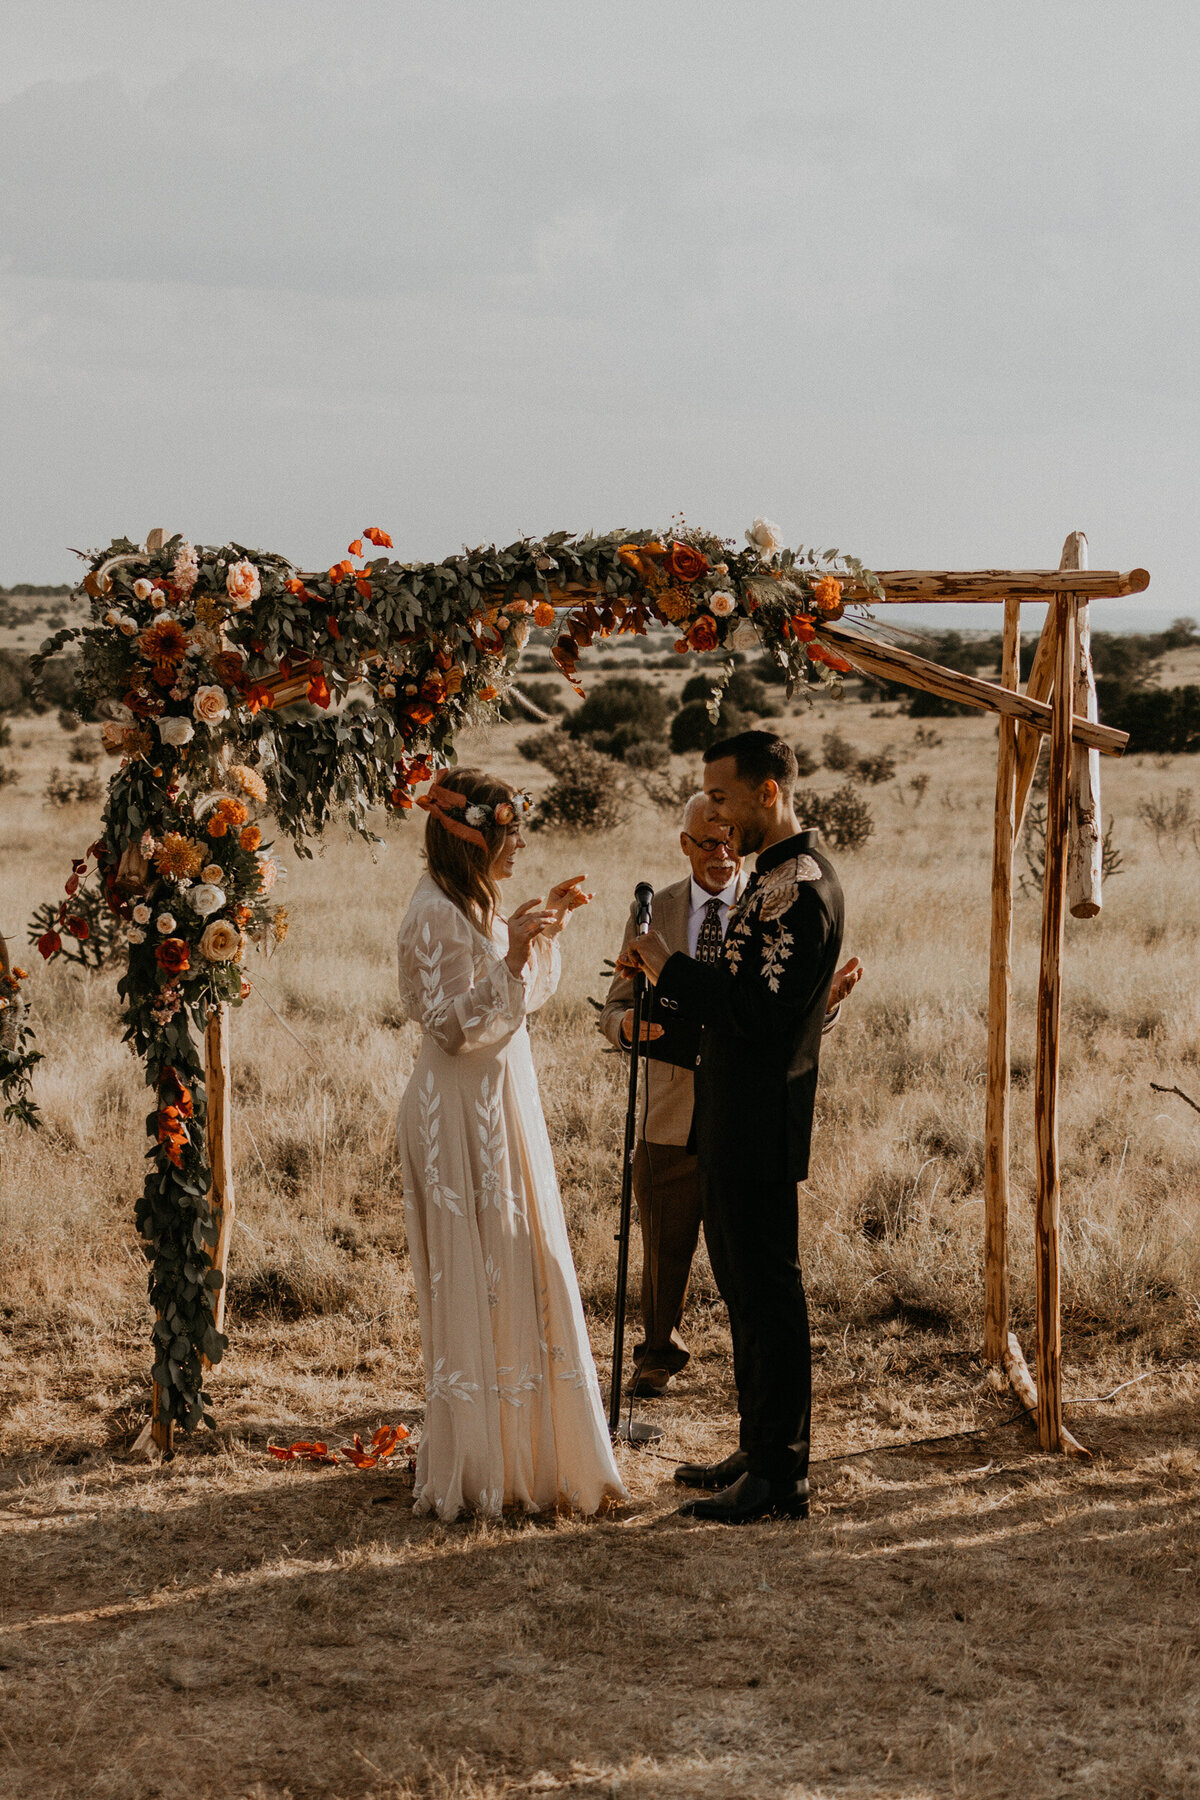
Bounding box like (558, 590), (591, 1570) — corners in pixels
(418, 1072), (464, 1214)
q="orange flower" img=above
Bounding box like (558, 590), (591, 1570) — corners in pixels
(444, 667), (464, 696)
(138, 620), (188, 665)
(244, 684), (274, 715)
(478, 685), (498, 703)
(211, 650), (246, 688)
(157, 1104), (190, 1167)
(307, 672), (331, 708)
(673, 638), (689, 654)
(155, 834), (205, 880)
(347, 538), (364, 557)
(687, 615), (719, 653)
(812, 575), (844, 613)
(207, 797), (248, 838)
(657, 588), (693, 624)
(327, 560), (355, 583)
(532, 601), (556, 629)
(790, 615), (816, 642)
(420, 672), (446, 704)
(239, 824), (262, 852)
(617, 545), (643, 570)
(285, 577), (308, 596)
(229, 763), (267, 802)
(363, 526), (393, 548)
(405, 699), (437, 725)
(670, 542), (709, 583)
(155, 936), (191, 977)
(807, 642), (852, 674)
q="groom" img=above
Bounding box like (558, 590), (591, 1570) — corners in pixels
(622, 730), (843, 1523)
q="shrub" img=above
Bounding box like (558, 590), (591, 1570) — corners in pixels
(1019, 803), (1124, 894)
(563, 676), (669, 761)
(499, 678), (568, 723)
(681, 668), (779, 719)
(625, 738), (669, 771)
(908, 687), (974, 719)
(670, 699), (753, 755)
(43, 767), (102, 807)
(822, 730), (859, 773)
(57, 708), (81, 733)
(793, 742), (818, 778)
(1099, 681), (1200, 755)
(795, 783), (875, 851)
(638, 767), (701, 813)
(1137, 788), (1195, 850)
(855, 747), (896, 785)
(521, 732), (630, 832)
(68, 735), (102, 766)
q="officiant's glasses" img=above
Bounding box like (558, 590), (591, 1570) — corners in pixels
(683, 832), (733, 854)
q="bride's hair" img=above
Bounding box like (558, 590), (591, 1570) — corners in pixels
(423, 768), (518, 933)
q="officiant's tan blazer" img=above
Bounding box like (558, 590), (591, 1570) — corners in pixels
(598, 873), (748, 1148)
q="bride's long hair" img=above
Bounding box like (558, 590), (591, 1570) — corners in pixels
(423, 768), (518, 934)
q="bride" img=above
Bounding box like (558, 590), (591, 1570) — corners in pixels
(396, 769), (627, 1521)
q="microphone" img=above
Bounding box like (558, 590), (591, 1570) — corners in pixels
(634, 882), (654, 934)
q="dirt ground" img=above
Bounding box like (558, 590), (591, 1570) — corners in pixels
(2, 1322), (1198, 1800)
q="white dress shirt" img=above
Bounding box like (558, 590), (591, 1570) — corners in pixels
(686, 874), (740, 957)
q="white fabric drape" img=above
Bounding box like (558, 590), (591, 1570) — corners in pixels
(396, 874), (627, 1521)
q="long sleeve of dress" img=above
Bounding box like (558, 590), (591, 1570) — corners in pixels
(398, 900), (528, 1057)
(522, 932), (562, 1014)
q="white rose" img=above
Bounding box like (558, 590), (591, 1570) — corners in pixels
(709, 591), (736, 618)
(201, 864), (224, 885)
(156, 913), (176, 934)
(157, 715), (195, 746)
(193, 685), (229, 726)
(133, 578), (155, 600)
(188, 883), (226, 918)
(465, 805), (487, 826)
(132, 903), (151, 925)
(117, 615), (138, 636)
(173, 543), (199, 595)
(745, 517), (783, 559)
(126, 927), (146, 945)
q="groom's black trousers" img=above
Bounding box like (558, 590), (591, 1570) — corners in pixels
(697, 1149), (811, 1484)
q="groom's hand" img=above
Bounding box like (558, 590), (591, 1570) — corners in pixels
(827, 956), (864, 1010)
(625, 929), (671, 985)
(619, 1010), (666, 1046)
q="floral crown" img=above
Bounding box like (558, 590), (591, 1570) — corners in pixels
(416, 777), (534, 848)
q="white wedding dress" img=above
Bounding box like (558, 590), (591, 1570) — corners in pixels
(396, 873), (627, 1521)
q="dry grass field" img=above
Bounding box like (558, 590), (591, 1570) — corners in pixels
(2, 656), (1200, 1800)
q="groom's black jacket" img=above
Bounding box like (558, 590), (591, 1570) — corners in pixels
(653, 829), (843, 1183)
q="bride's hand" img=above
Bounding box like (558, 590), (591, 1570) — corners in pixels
(505, 898), (557, 975)
(543, 874), (591, 936)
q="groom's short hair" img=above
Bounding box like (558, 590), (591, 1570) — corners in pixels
(704, 730), (797, 796)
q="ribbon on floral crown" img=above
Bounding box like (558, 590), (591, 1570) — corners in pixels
(415, 775), (490, 849)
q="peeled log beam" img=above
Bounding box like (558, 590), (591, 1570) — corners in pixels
(1067, 604), (1103, 918)
(841, 567), (1149, 603)
(815, 622), (1128, 756)
(1003, 1332), (1089, 1457)
(983, 597), (1019, 1368)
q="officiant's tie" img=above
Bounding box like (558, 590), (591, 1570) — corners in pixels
(696, 895), (725, 964)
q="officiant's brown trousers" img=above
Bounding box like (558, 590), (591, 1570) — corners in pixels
(632, 1140), (703, 1379)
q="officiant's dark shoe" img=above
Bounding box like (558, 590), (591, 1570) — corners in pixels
(677, 1472), (810, 1523)
(672, 1448), (750, 1491)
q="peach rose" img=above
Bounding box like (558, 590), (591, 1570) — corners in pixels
(199, 919), (241, 963)
(709, 591), (736, 617)
(193, 685), (229, 726)
(225, 560), (261, 609)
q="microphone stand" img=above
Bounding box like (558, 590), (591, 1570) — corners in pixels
(608, 886), (664, 1446)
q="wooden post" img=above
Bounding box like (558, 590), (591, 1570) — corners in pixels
(1033, 594), (1075, 1451)
(205, 1004), (236, 1336)
(983, 598), (1020, 1366)
(1066, 531), (1102, 918)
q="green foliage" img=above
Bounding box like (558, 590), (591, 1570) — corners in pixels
(854, 748), (897, 785)
(520, 732), (630, 832)
(670, 699), (753, 755)
(822, 730), (859, 773)
(1099, 681), (1200, 755)
(563, 675), (669, 761)
(43, 766), (102, 807)
(795, 784), (875, 851)
(681, 667), (777, 717)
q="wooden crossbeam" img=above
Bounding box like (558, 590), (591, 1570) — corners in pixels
(839, 567), (1149, 603)
(814, 622), (1128, 756)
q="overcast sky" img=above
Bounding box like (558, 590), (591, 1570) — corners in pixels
(1, 1), (1195, 628)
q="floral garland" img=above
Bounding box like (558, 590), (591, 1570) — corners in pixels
(21, 518), (875, 1437)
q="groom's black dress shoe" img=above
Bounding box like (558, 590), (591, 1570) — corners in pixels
(672, 1449), (750, 1491)
(677, 1472), (810, 1523)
